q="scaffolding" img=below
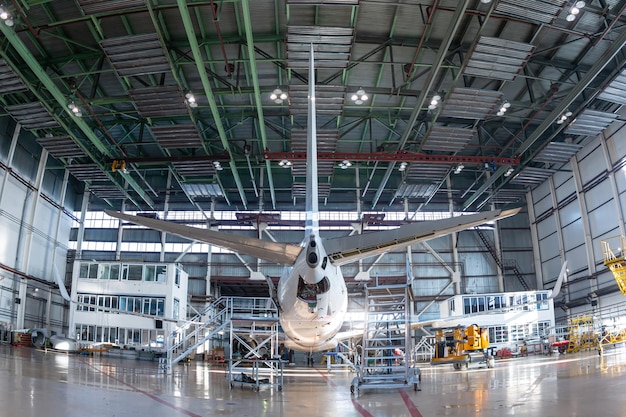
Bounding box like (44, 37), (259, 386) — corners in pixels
(566, 314), (600, 353)
(600, 235), (626, 294)
(351, 280), (420, 394)
(228, 317), (284, 392)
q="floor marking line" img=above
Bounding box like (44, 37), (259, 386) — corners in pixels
(398, 388), (424, 417)
(315, 369), (374, 417)
(81, 360), (203, 417)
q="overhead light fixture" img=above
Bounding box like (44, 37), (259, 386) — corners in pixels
(278, 159), (292, 168)
(339, 160), (352, 169)
(566, 1), (585, 21)
(454, 164), (464, 174)
(212, 161), (223, 171)
(270, 88), (288, 104)
(398, 161), (408, 172)
(0, 4), (14, 27)
(497, 100), (511, 117)
(67, 100), (83, 117)
(350, 88), (368, 105)
(504, 167), (515, 177)
(556, 110), (573, 125)
(428, 93), (442, 110)
(185, 91), (198, 108)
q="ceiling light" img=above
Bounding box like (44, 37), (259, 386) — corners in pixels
(185, 91), (198, 108)
(454, 164), (464, 174)
(278, 159), (292, 168)
(0, 5), (13, 26)
(212, 161), (223, 171)
(339, 160), (352, 169)
(351, 88), (368, 105)
(497, 100), (511, 117)
(428, 93), (442, 110)
(566, 1), (585, 22)
(398, 161), (408, 172)
(67, 101), (83, 117)
(556, 110), (573, 125)
(504, 167), (515, 177)
(271, 88), (288, 105)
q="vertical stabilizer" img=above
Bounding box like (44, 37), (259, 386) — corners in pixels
(305, 44), (319, 235)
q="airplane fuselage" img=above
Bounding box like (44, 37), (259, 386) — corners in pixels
(277, 234), (348, 351)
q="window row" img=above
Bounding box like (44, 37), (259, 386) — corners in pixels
(75, 324), (164, 349)
(79, 263), (167, 283)
(486, 321), (552, 344)
(461, 292), (549, 315)
(76, 294), (170, 317)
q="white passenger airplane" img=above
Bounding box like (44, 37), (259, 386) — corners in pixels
(105, 46), (520, 352)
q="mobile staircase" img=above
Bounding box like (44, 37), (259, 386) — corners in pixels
(351, 278), (420, 394)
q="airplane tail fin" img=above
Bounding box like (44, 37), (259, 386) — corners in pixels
(305, 43), (319, 234)
(549, 261), (568, 299)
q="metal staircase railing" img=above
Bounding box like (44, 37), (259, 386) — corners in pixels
(160, 297), (232, 373)
(474, 226), (530, 291)
(160, 296), (278, 374)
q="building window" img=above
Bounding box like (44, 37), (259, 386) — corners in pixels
(173, 298), (180, 320)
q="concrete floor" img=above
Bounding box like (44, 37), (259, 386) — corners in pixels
(2, 343), (626, 417)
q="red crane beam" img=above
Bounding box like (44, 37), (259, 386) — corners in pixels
(262, 150), (519, 166)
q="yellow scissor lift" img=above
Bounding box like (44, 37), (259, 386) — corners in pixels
(600, 235), (626, 294)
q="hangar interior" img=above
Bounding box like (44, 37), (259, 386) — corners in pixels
(1, 0), (626, 358)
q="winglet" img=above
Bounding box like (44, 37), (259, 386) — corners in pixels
(549, 261), (568, 299)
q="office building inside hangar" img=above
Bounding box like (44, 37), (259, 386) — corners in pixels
(2, 0), (626, 416)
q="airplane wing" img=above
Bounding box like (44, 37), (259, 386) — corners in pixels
(323, 208), (521, 266)
(104, 210), (302, 265)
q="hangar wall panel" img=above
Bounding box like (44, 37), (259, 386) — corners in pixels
(559, 201), (581, 228)
(536, 215), (557, 240)
(561, 219), (584, 250)
(587, 200), (618, 238)
(584, 179), (613, 211)
(533, 189), (553, 217)
(577, 144), (604, 184)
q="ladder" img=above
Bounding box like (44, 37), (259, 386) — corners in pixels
(351, 281), (420, 394)
(474, 226), (531, 291)
(601, 236), (626, 294)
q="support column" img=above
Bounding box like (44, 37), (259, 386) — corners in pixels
(0, 123), (20, 204)
(570, 157), (598, 296)
(526, 192), (544, 290)
(206, 198), (216, 298)
(548, 175), (566, 263)
(15, 149), (48, 329)
(75, 187), (90, 257)
(160, 171), (173, 262)
(115, 201), (126, 261)
(599, 132), (626, 237)
(447, 175), (461, 294)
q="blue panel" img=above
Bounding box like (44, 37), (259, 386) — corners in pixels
(564, 245), (587, 273)
(562, 219), (584, 250)
(532, 179), (551, 202)
(577, 144), (606, 184)
(554, 174), (576, 202)
(537, 215), (557, 240)
(584, 178), (612, 211)
(539, 232), (560, 259)
(587, 200), (619, 238)
(559, 200), (581, 228)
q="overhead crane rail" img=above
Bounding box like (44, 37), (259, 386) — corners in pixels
(600, 235), (626, 294)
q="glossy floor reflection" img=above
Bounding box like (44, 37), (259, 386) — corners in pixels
(2, 343), (626, 417)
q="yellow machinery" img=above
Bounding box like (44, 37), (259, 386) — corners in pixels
(430, 325), (491, 369)
(600, 235), (626, 294)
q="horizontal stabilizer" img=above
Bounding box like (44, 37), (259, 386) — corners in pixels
(323, 208), (521, 265)
(105, 210), (302, 265)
